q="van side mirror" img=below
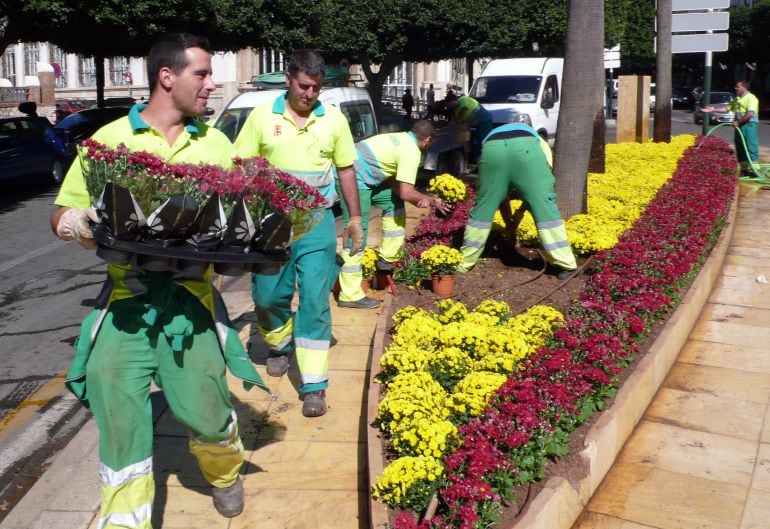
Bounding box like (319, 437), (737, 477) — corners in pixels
(541, 92), (555, 109)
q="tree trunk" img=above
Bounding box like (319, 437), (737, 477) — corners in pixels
(96, 50), (105, 107)
(654, 0), (672, 143)
(554, 0), (605, 218)
(361, 54), (400, 112)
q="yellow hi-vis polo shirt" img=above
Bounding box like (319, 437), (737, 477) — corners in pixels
(56, 103), (234, 209)
(354, 131), (421, 189)
(233, 92), (356, 207)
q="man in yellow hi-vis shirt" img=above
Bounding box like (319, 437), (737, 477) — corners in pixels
(459, 122), (577, 278)
(50, 33), (264, 527)
(234, 49), (363, 418)
(728, 80), (760, 176)
(336, 120), (451, 308)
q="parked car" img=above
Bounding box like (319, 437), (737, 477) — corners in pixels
(53, 106), (133, 158)
(0, 116), (70, 185)
(693, 92), (734, 125)
(671, 87), (693, 109)
(55, 98), (93, 122)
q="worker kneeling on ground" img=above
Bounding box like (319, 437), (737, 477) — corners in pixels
(458, 122), (577, 279)
(337, 120), (451, 308)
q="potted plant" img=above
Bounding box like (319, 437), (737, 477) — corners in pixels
(426, 173), (467, 217)
(361, 248), (378, 291)
(420, 244), (463, 297)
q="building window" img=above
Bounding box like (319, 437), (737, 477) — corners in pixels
(260, 48), (284, 74)
(51, 46), (67, 88)
(383, 62), (413, 99)
(25, 43), (40, 77)
(80, 56), (96, 87)
(109, 56), (130, 86)
(1, 49), (16, 85)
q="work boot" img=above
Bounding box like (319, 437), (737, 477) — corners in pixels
(265, 353), (289, 377)
(302, 390), (327, 417)
(557, 269), (577, 281)
(338, 296), (381, 309)
(212, 477), (244, 518)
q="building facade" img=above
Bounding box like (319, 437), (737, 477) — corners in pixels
(1, 41), (476, 117)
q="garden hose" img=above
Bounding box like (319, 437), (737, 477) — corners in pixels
(700, 122), (770, 183)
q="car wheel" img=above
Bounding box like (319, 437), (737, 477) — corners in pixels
(693, 114), (701, 125)
(50, 159), (64, 184)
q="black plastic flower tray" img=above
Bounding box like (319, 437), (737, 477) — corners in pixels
(91, 224), (290, 276)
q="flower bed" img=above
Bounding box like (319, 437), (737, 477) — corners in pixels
(371, 134), (738, 528)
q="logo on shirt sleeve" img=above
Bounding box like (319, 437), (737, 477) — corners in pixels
(274, 124), (282, 137)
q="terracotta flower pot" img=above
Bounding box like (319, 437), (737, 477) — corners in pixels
(431, 274), (455, 297)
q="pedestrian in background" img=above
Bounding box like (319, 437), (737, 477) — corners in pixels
(425, 83), (436, 120)
(234, 49), (363, 418)
(336, 120), (450, 308)
(50, 33), (261, 525)
(402, 88), (414, 120)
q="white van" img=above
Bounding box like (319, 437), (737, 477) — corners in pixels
(469, 57), (563, 142)
(213, 86), (378, 144)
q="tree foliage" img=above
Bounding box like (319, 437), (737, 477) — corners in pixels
(0, 0), (268, 57)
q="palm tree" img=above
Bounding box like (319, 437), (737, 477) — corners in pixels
(554, 0), (605, 218)
(654, 0), (672, 143)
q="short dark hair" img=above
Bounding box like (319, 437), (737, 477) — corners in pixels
(411, 120), (435, 140)
(147, 33), (211, 93)
(287, 49), (325, 79)
(738, 80), (750, 89)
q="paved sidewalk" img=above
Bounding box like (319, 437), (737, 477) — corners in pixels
(0, 208), (426, 529)
(574, 182), (770, 529)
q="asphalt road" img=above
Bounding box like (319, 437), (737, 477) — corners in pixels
(0, 106), (767, 520)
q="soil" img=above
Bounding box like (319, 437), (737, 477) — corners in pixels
(377, 233), (672, 527)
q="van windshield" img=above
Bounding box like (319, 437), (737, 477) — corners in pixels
(213, 108), (253, 142)
(339, 101), (377, 142)
(470, 76), (543, 104)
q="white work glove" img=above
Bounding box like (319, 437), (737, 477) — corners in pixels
(345, 215), (363, 256)
(56, 207), (100, 249)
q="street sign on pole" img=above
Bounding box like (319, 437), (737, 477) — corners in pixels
(672, 0), (729, 11)
(604, 45), (620, 70)
(671, 33), (728, 53)
(672, 11), (729, 32)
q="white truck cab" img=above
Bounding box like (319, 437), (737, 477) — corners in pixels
(213, 86), (378, 144)
(469, 57), (563, 142)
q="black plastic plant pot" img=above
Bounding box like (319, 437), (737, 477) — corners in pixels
(213, 261), (248, 276)
(144, 194), (200, 247)
(252, 212), (293, 253)
(187, 192), (226, 251)
(133, 253), (176, 272)
(221, 197), (256, 250)
(95, 183), (145, 241)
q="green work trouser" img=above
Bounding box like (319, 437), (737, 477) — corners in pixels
(84, 276), (243, 529)
(252, 209), (336, 393)
(735, 122), (759, 171)
(460, 136), (577, 272)
(336, 182), (405, 302)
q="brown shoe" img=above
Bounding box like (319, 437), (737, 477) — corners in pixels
(265, 353), (289, 377)
(212, 477), (244, 518)
(302, 390), (327, 417)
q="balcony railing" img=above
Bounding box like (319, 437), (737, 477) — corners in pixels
(0, 87), (29, 103)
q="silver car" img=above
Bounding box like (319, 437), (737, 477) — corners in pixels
(693, 91), (734, 125)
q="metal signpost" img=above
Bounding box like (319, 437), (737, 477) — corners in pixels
(668, 0), (730, 136)
(604, 45), (620, 119)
